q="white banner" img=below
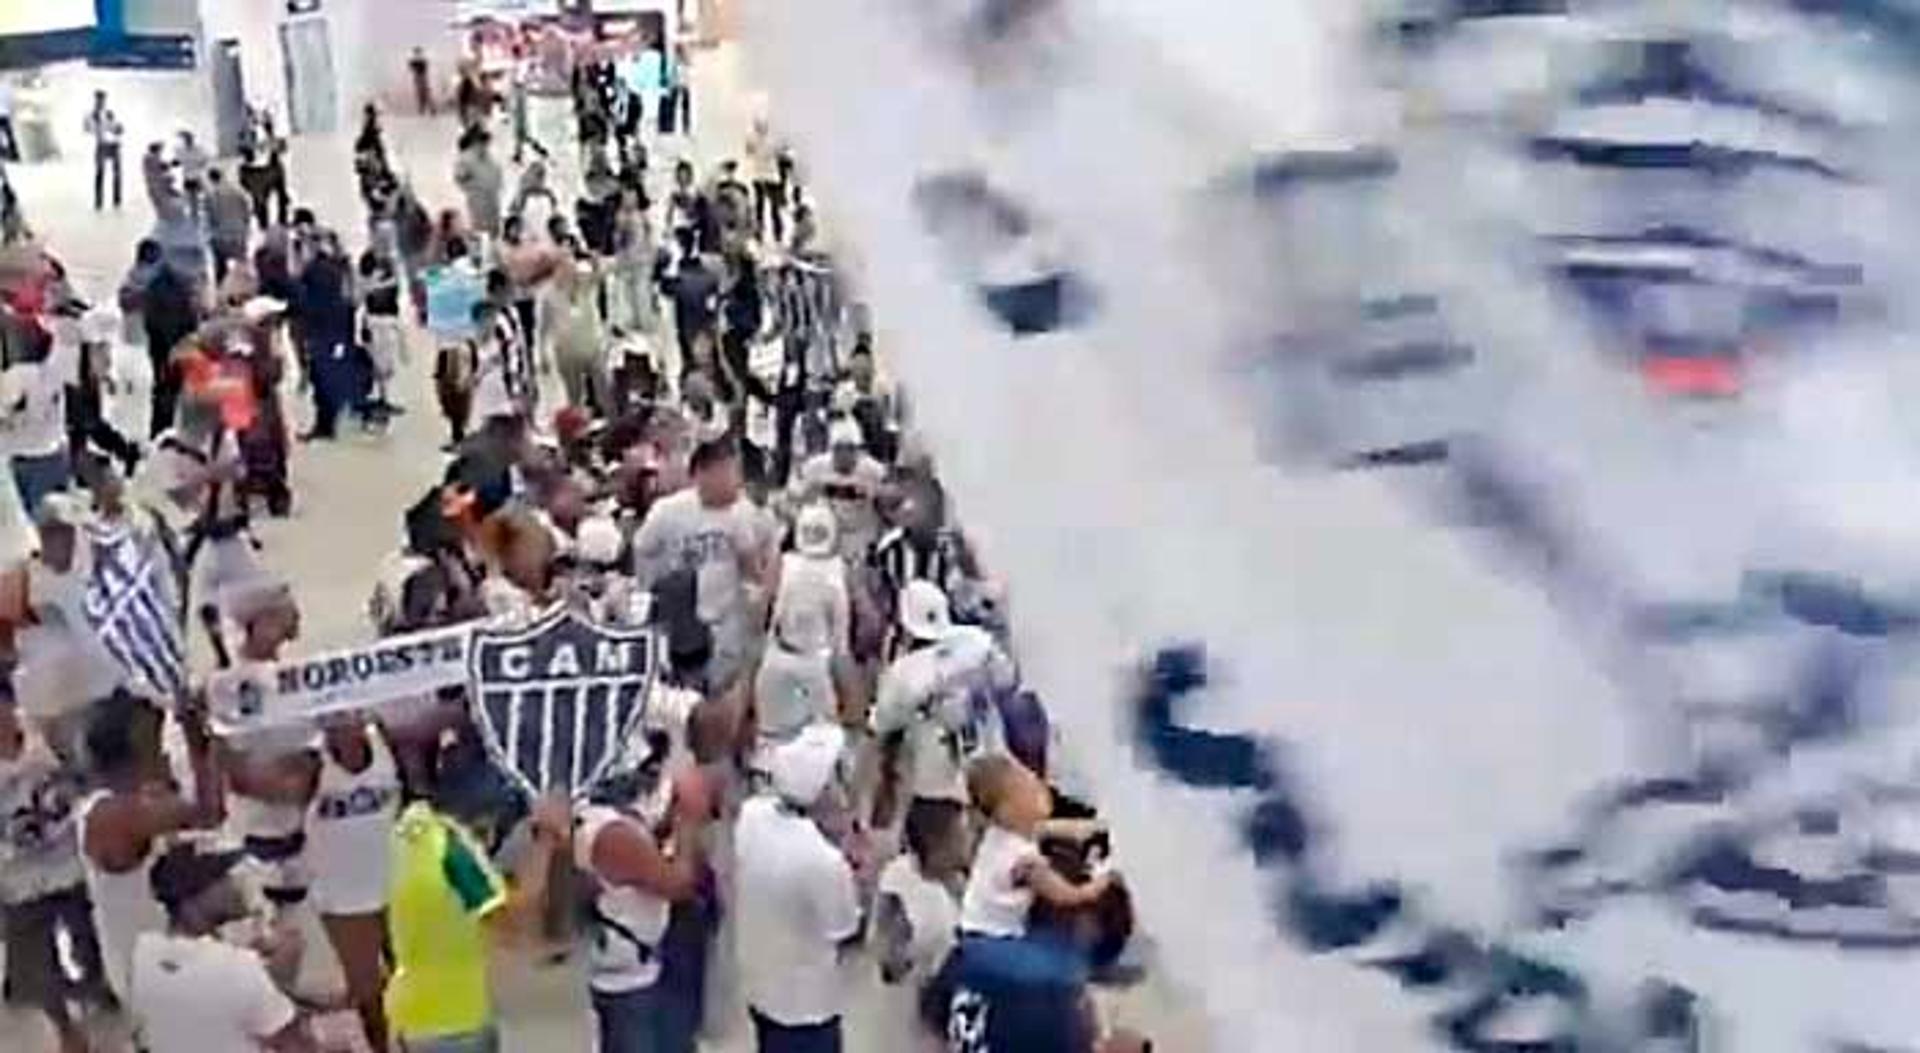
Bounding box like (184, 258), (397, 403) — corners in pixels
(208, 622), (473, 733)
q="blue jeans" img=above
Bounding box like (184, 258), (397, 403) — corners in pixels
(591, 984), (697, 1053)
(10, 451), (69, 523)
(750, 1009), (842, 1053)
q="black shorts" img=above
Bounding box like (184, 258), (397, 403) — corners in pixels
(2, 884), (102, 1009)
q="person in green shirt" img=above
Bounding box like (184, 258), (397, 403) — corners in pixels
(385, 789), (569, 1052)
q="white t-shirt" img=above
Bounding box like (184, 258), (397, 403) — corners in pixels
(575, 805), (672, 994)
(734, 795), (861, 1027)
(0, 339), (77, 459)
(307, 731), (402, 916)
(878, 855), (959, 984)
(772, 552), (851, 657)
(876, 855), (960, 1051)
(753, 643), (837, 747)
(471, 327), (520, 422)
(743, 127), (780, 183)
(871, 627), (1016, 803)
(177, 142), (210, 184)
(0, 740), (86, 906)
(631, 488), (775, 644)
(958, 824), (1039, 939)
(129, 931), (299, 1053)
(794, 453), (887, 559)
(146, 427), (247, 524)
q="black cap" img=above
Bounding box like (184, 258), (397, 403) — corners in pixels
(149, 843), (245, 914)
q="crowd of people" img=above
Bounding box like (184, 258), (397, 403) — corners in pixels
(0, 28), (1155, 1053)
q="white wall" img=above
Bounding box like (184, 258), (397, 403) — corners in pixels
(198, 0), (289, 129)
(14, 61), (216, 159)
(0, 0), (96, 36)
(329, 0), (464, 116)
(198, 0), (463, 136)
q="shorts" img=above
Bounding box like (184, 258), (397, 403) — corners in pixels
(749, 1010), (842, 1053)
(367, 315), (405, 379)
(2, 884), (104, 1010)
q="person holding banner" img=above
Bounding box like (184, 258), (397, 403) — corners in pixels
(78, 688), (221, 1006)
(215, 576), (341, 1013)
(309, 717), (403, 1053)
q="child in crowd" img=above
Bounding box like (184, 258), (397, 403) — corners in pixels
(960, 753), (1111, 941)
(876, 797), (968, 1051)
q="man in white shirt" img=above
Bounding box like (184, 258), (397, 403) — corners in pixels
(735, 724), (862, 1053)
(85, 91), (124, 210)
(0, 694), (104, 1053)
(631, 437), (778, 691)
(129, 842), (314, 1053)
(573, 730), (714, 1053)
(176, 130), (211, 206)
(791, 417), (888, 563)
(870, 580), (1016, 828)
(0, 312), (80, 522)
(145, 392), (259, 619)
(772, 503), (853, 661)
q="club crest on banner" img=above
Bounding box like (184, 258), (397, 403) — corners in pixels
(468, 608), (658, 798)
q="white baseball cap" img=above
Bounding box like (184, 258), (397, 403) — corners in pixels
(794, 503), (837, 558)
(768, 722), (846, 807)
(898, 579), (956, 643)
(241, 295), (289, 323)
(828, 417), (864, 449)
(576, 515), (624, 567)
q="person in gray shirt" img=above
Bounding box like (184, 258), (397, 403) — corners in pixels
(204, 168), (254, 285)
(453, 130), (504, 240)
(632, 437), (778, 691)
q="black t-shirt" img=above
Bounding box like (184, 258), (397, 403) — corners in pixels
(143, 266), (198, 356)
(671, 262), (719, 324)
(359, 253), (400, 317)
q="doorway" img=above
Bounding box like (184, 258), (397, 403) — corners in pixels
(280, 18), (338, 136)
(210, 37), (248, 157)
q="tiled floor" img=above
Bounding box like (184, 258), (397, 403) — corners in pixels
(0, 42), (1213, 1053)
